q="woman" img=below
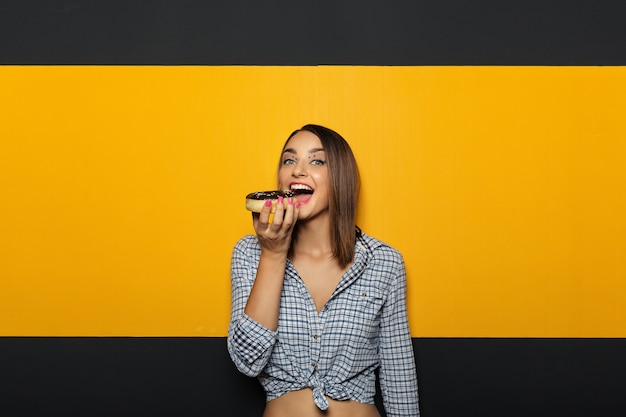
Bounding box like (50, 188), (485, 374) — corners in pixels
(228, 124), (420, 416)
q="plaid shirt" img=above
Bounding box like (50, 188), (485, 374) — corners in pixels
(228, 231), (420, 417)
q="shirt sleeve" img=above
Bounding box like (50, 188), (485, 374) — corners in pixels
(378, 250), (421, 417)
(227, 236), (278, 377)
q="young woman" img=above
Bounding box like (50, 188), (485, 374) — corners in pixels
(228, 124), (420, 417)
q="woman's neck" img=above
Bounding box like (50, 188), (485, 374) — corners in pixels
(292, 217), (333, 258)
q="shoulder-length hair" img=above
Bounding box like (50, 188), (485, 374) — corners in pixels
(278, 124), (360, 267)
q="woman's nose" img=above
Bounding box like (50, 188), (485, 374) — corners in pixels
(292, 161), (307, 177)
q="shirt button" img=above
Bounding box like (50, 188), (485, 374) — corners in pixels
(313, 334), (319, 340)
(311, 362), (317, 368)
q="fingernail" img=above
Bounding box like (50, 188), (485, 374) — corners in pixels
(265, 200), (272, 207)
(288, 197), (293, 205)
(295, 202), (301, 209)
(278, 196), (284, 204)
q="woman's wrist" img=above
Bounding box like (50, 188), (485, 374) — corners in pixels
(259, 248), (289, 263)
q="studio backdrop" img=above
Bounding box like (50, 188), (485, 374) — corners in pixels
(1, 1), (625, 416)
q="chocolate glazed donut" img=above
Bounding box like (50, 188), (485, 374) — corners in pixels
(245, 190), (295, 213)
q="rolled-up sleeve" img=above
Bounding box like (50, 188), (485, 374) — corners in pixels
(227, 236), (278, 377)
(377, 251), (420, 417)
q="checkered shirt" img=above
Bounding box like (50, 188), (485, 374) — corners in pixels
(227, 231), (420, 417)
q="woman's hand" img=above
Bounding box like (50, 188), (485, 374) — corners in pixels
(245, 195), (299, 331)
(252, 196), (299, 256)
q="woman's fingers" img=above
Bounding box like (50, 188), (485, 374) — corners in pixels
(256, 199), (272, 228)
(281, 197), (298, 232)
(253, 197), (298, 252)
(269, 196), (289, 231)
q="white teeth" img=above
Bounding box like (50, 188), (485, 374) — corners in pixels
(290, 184), (313, 192)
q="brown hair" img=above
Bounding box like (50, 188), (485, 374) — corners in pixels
(279, 124), (360, 267)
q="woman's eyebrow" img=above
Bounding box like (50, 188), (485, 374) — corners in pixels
(282, 147), (325, 154)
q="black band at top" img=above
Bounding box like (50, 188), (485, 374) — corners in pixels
(1, 0), (625, 65)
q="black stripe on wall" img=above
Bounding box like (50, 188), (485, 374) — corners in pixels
(1, 337), (624, 417)
(1, 0), (625, 65)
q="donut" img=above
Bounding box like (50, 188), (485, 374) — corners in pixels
(245, 190), (295, 213)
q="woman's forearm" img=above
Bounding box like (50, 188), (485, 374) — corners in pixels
(244, 250), (288, 331)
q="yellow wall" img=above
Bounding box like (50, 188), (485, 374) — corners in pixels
(1, 66), (624, 337)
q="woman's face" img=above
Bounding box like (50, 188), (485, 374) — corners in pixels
(278, 130), (330, 220)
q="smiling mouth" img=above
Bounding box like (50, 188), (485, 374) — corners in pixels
(290, 184), (314, 195)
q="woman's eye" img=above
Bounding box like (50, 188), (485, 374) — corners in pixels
(311, 159), (326, 166)
(283, 158), (296, 165)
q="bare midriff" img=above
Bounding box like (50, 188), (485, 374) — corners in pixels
(262, 389), (381, 417)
